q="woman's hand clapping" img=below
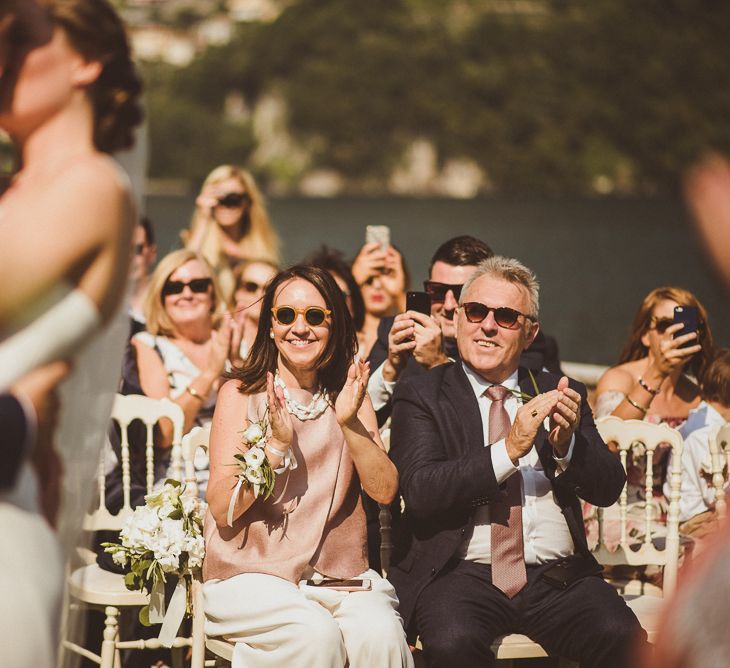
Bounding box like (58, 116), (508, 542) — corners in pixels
(266, 371), (293, 452)
(335, 357), (370, 427)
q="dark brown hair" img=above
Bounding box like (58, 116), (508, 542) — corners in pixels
(43, 0), (143, 153)
(701, 348), (730, 406)
(232, 265), (357, 398)
(429, 235), (494, 273)
(619, 286), (715, 383)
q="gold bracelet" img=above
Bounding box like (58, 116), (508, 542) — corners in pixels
(626, 395), (649, 414)
(186, 385), (203, 401)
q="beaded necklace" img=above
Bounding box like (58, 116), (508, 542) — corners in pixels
(274, 373), (329, 420)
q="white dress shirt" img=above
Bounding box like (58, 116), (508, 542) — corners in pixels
(459, 363), (576, 565)
(368, 361), (396, 412)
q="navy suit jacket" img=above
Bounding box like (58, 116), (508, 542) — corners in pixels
(387, 362), (625, 630)
(0, 393), (30, 491)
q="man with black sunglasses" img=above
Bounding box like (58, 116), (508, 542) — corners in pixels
(388, 256), (646, 668)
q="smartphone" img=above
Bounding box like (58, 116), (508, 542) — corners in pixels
(673, 305), (699, 349)
(365, 225), (390, 250)
(303, 579), (372, 592)
(406, 291), (431, 316)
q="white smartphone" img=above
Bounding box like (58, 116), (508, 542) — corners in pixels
(365, 225), (390, 250)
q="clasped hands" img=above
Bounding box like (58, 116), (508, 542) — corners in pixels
(505, 376), (581, 463)
(383, 311), (448, 382)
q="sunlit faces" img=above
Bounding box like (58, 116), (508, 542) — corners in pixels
(271, 278), (330, 372)
(233, 261), (277, 326)
(0, 22), (96, 136)
(641, 298), (681, 349)
(429, 261), (477, 340)
(456, 275), (538, 384)
(130, 224), (155, 283)
(210, 176), (249, 230)
(163, 260), (214, 328)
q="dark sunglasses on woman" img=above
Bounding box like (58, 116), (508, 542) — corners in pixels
(461, 301), (536, 329)
(272, 306), (331, 327)
(650, 317), (674, 335)
(424, 280), (463, 302)
(162, 277), (213, 297)
(240, 280), (264, 294)
(217, 192), (250, 208)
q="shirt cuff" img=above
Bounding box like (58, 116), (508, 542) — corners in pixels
(490, 439), (518, 484)
(552, 434), (576, 473)
(367, 362), (395, 412)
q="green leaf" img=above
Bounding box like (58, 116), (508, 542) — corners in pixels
(124, 572), (137, 589)
(139, 605), (151, 627)
(167, 508), (183, 520)
(165, 478), (182, 488)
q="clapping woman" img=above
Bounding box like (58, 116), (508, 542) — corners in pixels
(183, 164), (280, 302)
(203, 265), (412, 668)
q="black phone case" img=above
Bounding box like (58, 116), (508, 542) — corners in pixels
(673, 306), (699, 349)
(540, 556), (603, 590)
(406, 291), (431, 315)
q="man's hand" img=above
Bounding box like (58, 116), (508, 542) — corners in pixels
(505, 390), (559, 464)
(382, 313), (416, 382)
(547, 376), (581, 456)
(410, 311), (449, 369)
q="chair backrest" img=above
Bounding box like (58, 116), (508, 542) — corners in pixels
(180, 424), (211, 499)
(709, 422), (730, 520)
(85, 393), (185, 531)
(594, 416), (683, 595)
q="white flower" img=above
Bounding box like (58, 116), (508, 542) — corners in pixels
(243, 423), (264, 444)
(244, 446), (265, 468)
(111, 550), (128, 568)
(245, 467), (264, 485)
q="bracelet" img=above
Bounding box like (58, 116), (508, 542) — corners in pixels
(265, 443), (287, 459)
(638, 377), (660, 396)
(626, 395), (649, 414)
(186, 385), (203, 401)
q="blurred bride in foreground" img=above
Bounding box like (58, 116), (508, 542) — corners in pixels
(0, 0), (142, 665)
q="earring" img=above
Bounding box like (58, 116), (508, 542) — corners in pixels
(269, 331), (275, 339)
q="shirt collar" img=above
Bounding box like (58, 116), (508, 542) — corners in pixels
(461, 362), (519, 399)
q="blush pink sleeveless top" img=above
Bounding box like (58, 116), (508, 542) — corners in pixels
(203, 388), (368, 583)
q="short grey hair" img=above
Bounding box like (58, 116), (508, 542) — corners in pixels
(459, 255), (540, 318)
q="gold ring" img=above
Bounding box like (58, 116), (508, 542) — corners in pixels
(531, 409), (538, 418)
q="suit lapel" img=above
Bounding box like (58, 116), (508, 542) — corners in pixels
(442, 363), (484, 455)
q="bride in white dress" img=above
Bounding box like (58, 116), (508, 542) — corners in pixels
(0, 1), (142, 665)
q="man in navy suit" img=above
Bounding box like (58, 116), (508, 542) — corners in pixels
(389, 256), (646, 667)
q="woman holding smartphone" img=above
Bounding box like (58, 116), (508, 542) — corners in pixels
(595, 286), (713, 424)
(203, 265), (412, 668)
(183, 164), (280, 302)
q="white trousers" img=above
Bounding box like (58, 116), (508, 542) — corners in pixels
(203, 569), (414, 668)
(0, 500), (64, 668)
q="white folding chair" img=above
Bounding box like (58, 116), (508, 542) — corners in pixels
(63, 393), (192, 668)
(709, 422), (730, 520)
(594, 416), (684, 643)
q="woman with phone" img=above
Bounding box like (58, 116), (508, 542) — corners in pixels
(182, 164), (280, 303)
(595, 286), (713, 424)
(203, 265), (412, 668)
(351, 236), (409, 358)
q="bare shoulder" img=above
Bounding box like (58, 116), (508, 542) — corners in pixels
(214, 379), (249, 417)
(596, 362), (637, 394)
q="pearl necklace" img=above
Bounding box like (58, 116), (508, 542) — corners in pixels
(274, 373), (329, 421)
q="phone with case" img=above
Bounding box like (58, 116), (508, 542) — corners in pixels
(406, 291), (431, 316)
(365, 225), (390, 250)
(303, 578), (372, 592)
(672, 305), (699, 349)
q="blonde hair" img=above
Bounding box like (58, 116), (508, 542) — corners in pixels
(143, 249), (226, 336)
(184, 165), (280, 300)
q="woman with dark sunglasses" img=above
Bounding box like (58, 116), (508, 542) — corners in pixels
(203, 265), (412, 667)
(182, 164), (281, 303)
(132, 250), (242, 495)
(232, 259), (279, 359)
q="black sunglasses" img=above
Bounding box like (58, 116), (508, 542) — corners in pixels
(272, 305), (331, 327)
(162, 277), (213, 297)
(424, 280), (462, 302)
(461, 301), (536, 329)
(217, 192), (250, 208)
(239, 280), (264, 294)
(650, 317), (674, 334)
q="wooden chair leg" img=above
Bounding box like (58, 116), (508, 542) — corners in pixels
(100, 606), (120, 668)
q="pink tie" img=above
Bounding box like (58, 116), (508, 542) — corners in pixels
(486, 385), (527, 598)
